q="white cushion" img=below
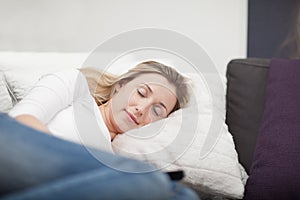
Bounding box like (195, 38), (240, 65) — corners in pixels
(0, 71), (13, 112)
(0, 52), (87, 103)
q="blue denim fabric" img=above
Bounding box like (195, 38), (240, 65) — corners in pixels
(0, 113), (199, 200)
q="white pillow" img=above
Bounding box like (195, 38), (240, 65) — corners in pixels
(0, 52), (87, 102)
(112, 73), (247, 199)
(0, 71), (13, 112)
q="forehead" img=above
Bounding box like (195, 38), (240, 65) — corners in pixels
(130, 73), (176, 93)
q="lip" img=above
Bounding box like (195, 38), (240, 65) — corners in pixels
(125, 110), (139, 125)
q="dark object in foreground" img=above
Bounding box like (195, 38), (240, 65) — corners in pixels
(166, 170), (184, 181)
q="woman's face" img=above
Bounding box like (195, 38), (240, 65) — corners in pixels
(107, 73), (177, 134)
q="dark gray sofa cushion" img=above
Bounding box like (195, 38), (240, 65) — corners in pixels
(225, 58), (270, 173)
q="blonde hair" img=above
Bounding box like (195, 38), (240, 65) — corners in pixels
(80, 61), (190, 114)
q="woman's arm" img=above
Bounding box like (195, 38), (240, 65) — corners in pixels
(15, 114), (51, 134)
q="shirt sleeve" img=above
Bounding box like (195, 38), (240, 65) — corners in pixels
(9, 69), (88, 124)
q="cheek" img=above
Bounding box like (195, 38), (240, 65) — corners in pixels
(111, 93), (127, 113)
(128, 92), (139, 105)
(139, 117), (152, 127)
(112, 89), (132, 107)
(140, 113), (159, 126)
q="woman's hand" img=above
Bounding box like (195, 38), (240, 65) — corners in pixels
(15, 114), (51, 134)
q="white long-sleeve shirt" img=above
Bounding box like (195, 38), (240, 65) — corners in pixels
(9, 69), (113, 153)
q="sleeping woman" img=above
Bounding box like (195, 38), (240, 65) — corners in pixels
(9, 60), (190, 152)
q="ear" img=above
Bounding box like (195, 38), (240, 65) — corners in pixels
(115, 80), (127, 93)
(115, 82), (122, 93)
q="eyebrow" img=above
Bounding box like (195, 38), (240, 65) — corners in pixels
(143, 83), (168, 113)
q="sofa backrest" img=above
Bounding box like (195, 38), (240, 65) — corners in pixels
(225, 58), (270, 173)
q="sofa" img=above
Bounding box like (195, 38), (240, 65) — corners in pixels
(1, 54), (299, 199)
(226, 58), (300, 199)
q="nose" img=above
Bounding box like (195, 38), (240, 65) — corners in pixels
(135, 107), (142, 116)
(134, 101), (151, 117)
(135, 105), (147, 117)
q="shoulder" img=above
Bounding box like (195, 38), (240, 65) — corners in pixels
(42, 68), (82, 82)
(35, 68), (90, 100)
(38, 69), (86, 88)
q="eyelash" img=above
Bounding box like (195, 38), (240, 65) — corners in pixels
(137, 87), (165, 117)
(137, 87), (146, 97)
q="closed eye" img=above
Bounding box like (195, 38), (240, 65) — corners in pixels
(137, 87), (147, 97)
(153, 105), (166, 117)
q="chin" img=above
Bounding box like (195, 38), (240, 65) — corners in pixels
(122, 126), (136, 133)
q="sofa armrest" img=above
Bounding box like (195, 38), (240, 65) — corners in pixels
(225, 58), (270, 173)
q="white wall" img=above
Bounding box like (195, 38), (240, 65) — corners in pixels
(0, 0), (248, 74)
